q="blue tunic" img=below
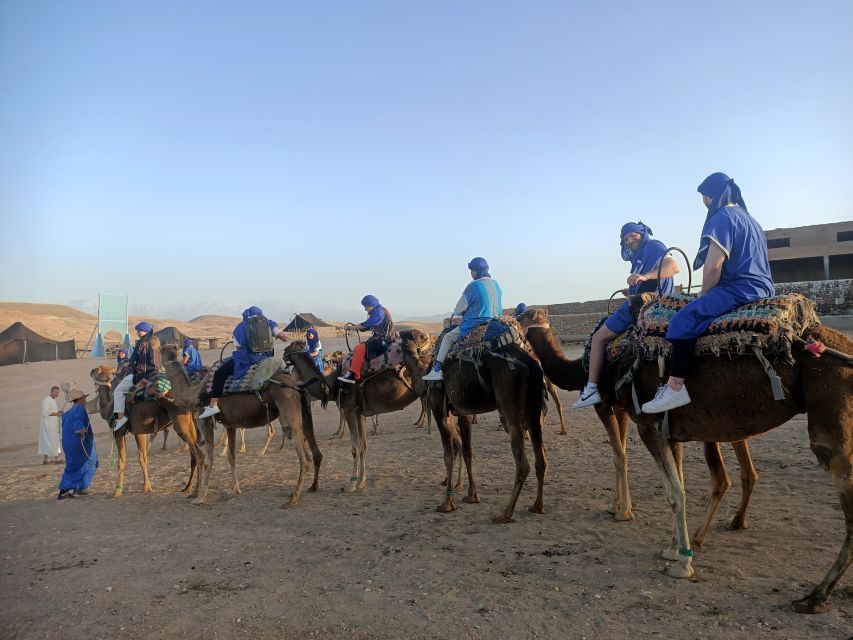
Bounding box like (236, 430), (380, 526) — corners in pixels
(59, 404), (98, 491)
(232, 318), (279, 380)
(183, 346), (202, 375)
(668, 206), (775, 340)
(605, 238), (675, 334)
(360, 305), (396, 339)
(458, 277), (503, 337)
(305, 337), (324, 371)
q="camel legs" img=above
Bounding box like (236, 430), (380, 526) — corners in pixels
(545, 379), (567, 435)
(414, 396), (428, 428)
(282, 416), (311, 508)
(342, 410), (367, 493)
(594, 404), (634, 521)
(492, 414), (530, 524)
(258, 423), (275, 456)
(791, 415), (853, 614)
(278, 425), (288, 450)
(225, 427), (241, 495)
(161, 427), (169, 451)
(193, 417), (216, 505)
(730, 440), (758, 530)
(371, 415), (380, 436)
(135, 434), (153, 492)
(332, 409), (347, 439)
(693, 442), (731, 549)
(637, 420), (694, 579)
(302, 410), (323, 493)
(113, 433), (127, 497)
(458, 415), (479, 503)
(434, 408), (461, 513)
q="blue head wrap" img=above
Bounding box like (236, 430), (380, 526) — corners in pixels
(619, 222), (653, 261)
(117, 348), (128, 362)
(697, 172), (747, 219)
(305, 328), (318, 340)
(361, 295), (380, 308)
(467, 257), (490, 279)
(135, 321), (153, 333)
(246, 306), (263, 318)
(183, 338), (193, 349)
(241, 308), (250, 321)
(514, 303), (527, 318)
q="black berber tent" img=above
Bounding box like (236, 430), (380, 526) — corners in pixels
(154, 326), (187, 346)
(283, 313), (333, 332)
(0, 322), (77, 366)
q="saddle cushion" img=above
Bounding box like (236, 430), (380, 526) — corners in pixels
(445, 316), (530, 360)
(340, 339), (405, 378)
(204, 358), (283, 395)
(636, 293), (819, 362)
(125, 370), (171, 406)
(582, 316), (632, 372)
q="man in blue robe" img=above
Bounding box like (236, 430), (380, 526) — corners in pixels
(200, 306), (288, 418)
(573, 222), (679, 408)
(423, 257), (503, 382)
(58, 389), (98, 499)
(641, 172), (775, 413)
(182, 338), (203, 375)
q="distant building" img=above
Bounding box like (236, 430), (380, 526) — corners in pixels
(764, 221), (853, 283)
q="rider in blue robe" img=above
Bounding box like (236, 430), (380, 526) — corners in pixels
(58, 393), (98, 499)
(641, 172), (775, 413)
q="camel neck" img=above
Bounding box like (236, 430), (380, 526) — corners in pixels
(525, 327), (587, 392)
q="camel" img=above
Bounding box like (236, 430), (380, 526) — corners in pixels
(60, 381), (100, 415)
(89, 365), (206, 500)
(284, 330), (434, 493)
(427, 331), (547, 523)
(215, 424), (285, 456)
(516, 306), (758, 546)
(163, 355), (323, 508)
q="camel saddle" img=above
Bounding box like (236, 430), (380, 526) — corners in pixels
(444, 316), (532, 360)
(204, 358), (283, 395)
(340, 339), (406, 379)
(125, 369), (172, 407)
(634, 293), (819, 364)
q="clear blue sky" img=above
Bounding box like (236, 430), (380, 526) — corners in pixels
(1, 2), (851, 321)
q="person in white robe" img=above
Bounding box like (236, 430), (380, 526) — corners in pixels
(38, 386), (63, 464)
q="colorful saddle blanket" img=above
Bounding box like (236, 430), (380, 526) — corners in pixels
(204, 358), (283, 395)
(125, 369), (171, 406)
(340, 339), (405, 378)
(635, 293), (819, 362)
(581, 317), (632, 372)
(444, 316), (530, 360)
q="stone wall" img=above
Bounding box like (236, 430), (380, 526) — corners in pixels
(774, 279), (853, 315)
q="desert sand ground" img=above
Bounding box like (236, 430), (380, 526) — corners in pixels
(0, 339), (851, 640)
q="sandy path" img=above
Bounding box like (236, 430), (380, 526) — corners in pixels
(0, 347), (850, 639)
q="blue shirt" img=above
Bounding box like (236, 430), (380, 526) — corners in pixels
(696, 206), (775, 300)
(628, 238), (675, 296)
(183, 346), (202, 375)
(456, 277), (503, 337)
(360, 305), (396, 340)
(231, 317), (279, 380)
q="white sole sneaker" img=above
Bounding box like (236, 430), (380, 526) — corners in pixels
(422, 371), (444, 382)
(641, 385), (691, 413)
(199, 406), (221, 419)
(112, 417), (128, 432)
(571, 389), (601, 409)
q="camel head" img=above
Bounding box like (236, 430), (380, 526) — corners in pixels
(90, 365), (114, 385)
(400, 329), (433, 356)
(160, 344), (179, 362)
(628, 293), (656, 320)
(325, 350), (345, 365)
(517, 306), (549, 330)
(284, 339), (306, 356)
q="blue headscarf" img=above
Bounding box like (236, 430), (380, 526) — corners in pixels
(246, 306), (263, 318)
(305, 327), (320, 351)
(183, 338), (193, 349)
(135, 321), (153, 333)
(697, 172), (748, 219)
(619, 222), (653, 261)
(514, 303), (527, 318)
(467, 257), (490, 279)
(361, 295), (380, 308)
(116, 348), (128, 363)
(241, 308), (250, 321)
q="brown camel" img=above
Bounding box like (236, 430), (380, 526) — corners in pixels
(284, 330), (433, 493)
(600, 296), (853, 614)
(90, 365), (206, 500)
(428, 335), (546, 523)
(517, 307), (758, 546)
(163, 356), (322, 508)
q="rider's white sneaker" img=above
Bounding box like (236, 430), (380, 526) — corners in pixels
(641, 384), (691, 413)
(199, 405), (221, 419)
(422, 368), (444, 382)
(113, 416), (128, 432)
(571, 386), (601, 409)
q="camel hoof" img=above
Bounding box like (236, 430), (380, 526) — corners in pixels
(730, 515), (748, 530)
(281, 497), (299, 509)
(436, 501), (455, 513)
(528, 503), (544, 514)
(791, 595), (828, 614)
(342, 486), (357, 494)
(143, 485), (153, 493)
(308, 483), (319, 493)
(462, 494), (480, 504)
(692, 537), (705, 550)
(491, 514), (514, 524)
(661, 548), (680, 561)
(191, 497), (207, 506)
(613, 509), (635, 522)
(113, 490), (123, 498)
(559, 430), (567, 435)
(664, 561), (695, 579)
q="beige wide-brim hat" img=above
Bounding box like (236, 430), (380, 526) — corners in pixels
(67, 389), (88, 402)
